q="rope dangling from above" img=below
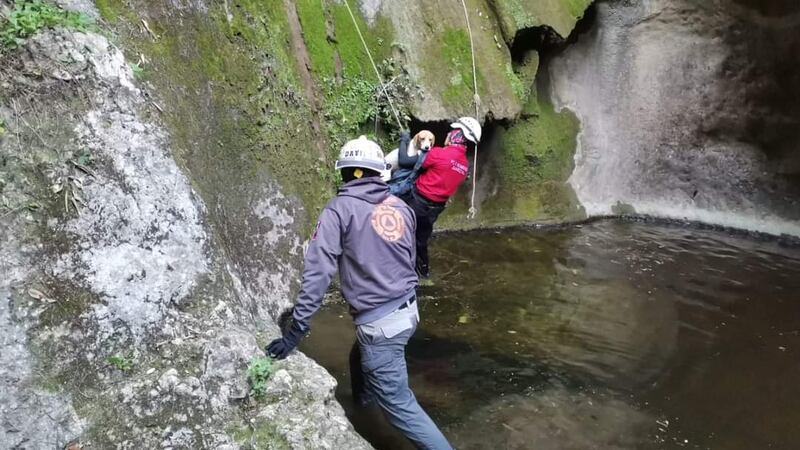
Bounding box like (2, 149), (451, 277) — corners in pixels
(342, 0), (404, 130)
(460, 0), (480, 220)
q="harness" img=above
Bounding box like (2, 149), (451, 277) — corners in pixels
(388, 151), (429, 197)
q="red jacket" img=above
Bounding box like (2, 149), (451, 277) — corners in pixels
(415, 144), (469, 203)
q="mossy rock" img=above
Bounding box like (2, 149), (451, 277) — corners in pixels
(489, 0), (594, 41)
(378, 0), (523, 121)
(92, 0), (334, 229)
(438, 96), (585, 228)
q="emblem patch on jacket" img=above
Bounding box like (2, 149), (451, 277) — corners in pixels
(371, 199), (406, 242)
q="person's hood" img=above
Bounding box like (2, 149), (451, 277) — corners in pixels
(338, 177), (390, 205)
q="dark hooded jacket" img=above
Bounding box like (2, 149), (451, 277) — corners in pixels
(292, 177), (418, 329)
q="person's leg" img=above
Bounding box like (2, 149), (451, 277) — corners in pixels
(350, 339), (374, 407)
(415, 209), (434, 278)
(357, 309), (452, 450)
(415, 202), (445, 278)
(399, 192), (434, 277)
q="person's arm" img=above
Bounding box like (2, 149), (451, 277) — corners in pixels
(292, 207), (343, 330)
(421, 147), (438, 169)
(397, 131), (419, 169)
(267, 207), (343, 358)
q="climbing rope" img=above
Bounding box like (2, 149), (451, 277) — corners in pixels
(342, 0), (404, 130)
(460, 0), (481, 220)
(343, 0), (480, 218)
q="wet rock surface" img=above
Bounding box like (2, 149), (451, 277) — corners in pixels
(359, 0), (592, 122)
(550, 0), (800, 236)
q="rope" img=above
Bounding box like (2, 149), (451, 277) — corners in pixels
(460, 0), (480, 220)
(342, 0), (404, 130)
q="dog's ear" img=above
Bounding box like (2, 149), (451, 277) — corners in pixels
(411, 133), (420, 148)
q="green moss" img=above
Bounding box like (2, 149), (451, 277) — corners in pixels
(293, 0), (409, 180)
(491, 0), (593, 40)
(297, 2), (399, 127)
(506, 63), (526, 100)
(97, 0), (333, 224)
(439, 95), (584, 228)
(94, 0), (137, 24)
(329, 4), (394, 78)
(517, 51), (539, 93)
(426, 27), (485, 111)
(295, 0), (394, 80)
(295, 0), (335, 77)
(500, 98), (578, 184)
(564, 0), (594, 17)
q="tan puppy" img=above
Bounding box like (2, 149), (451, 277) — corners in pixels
(383, 130), (436, 175)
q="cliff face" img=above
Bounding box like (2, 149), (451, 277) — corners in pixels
(0, 21), (370, 449)
(1, 0), (593, 447)
(549, 0), (800, 235)
(0, 0), (361, 447)
(5, 0), (800, 447)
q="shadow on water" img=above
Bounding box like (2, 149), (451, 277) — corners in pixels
(300, 220), (800, 450)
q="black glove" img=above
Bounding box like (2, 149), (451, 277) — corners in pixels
(398, 131), (411, 159)
(266, 320), (306, 360)
(400, 130), (411, 146)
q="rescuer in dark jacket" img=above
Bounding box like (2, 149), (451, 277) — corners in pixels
(267, 136), (453, 450)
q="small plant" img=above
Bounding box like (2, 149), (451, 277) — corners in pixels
(506, 63), (528, 101)
(75, 150), (93, 167)
(1, 0), (94, 50)
(320, 57), (419, 173)
(129, 62), (144, 79)
(0, 119), (7, 137)
(106, 355), (133, 372)
(247, 357), (275, 399)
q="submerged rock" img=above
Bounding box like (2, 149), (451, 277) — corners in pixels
(447, 387), (654, 450)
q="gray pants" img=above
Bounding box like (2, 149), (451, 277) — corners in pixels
(350, 301), (453, 450)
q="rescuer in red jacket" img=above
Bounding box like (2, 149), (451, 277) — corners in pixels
(398, 117), (482, 278)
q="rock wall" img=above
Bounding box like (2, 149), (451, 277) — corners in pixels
(0, 15), (368, 450)
(550, 0), (800, 236)
(489, 0), (593, 41)
(10, 0), (800, 447)
(0, 0), (600, 447)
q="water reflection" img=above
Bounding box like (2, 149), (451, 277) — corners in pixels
(301, 220), (800, 449)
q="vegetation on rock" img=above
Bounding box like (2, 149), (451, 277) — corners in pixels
(106, 355), (134, 372)
(295, 0), (414, 167)
(0, 0), (93, 50)
(247, 357), (276, 399)
(490, 0), (593, 41)
(439, 95), (584, 227)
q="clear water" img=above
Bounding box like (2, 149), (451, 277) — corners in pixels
(300, 220), (800, 450)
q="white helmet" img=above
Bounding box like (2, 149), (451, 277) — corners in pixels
(451, 116), (482, 143)
(335, 135), (387, 173)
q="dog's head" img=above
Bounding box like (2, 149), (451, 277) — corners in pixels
(414, 130), (436, 152)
